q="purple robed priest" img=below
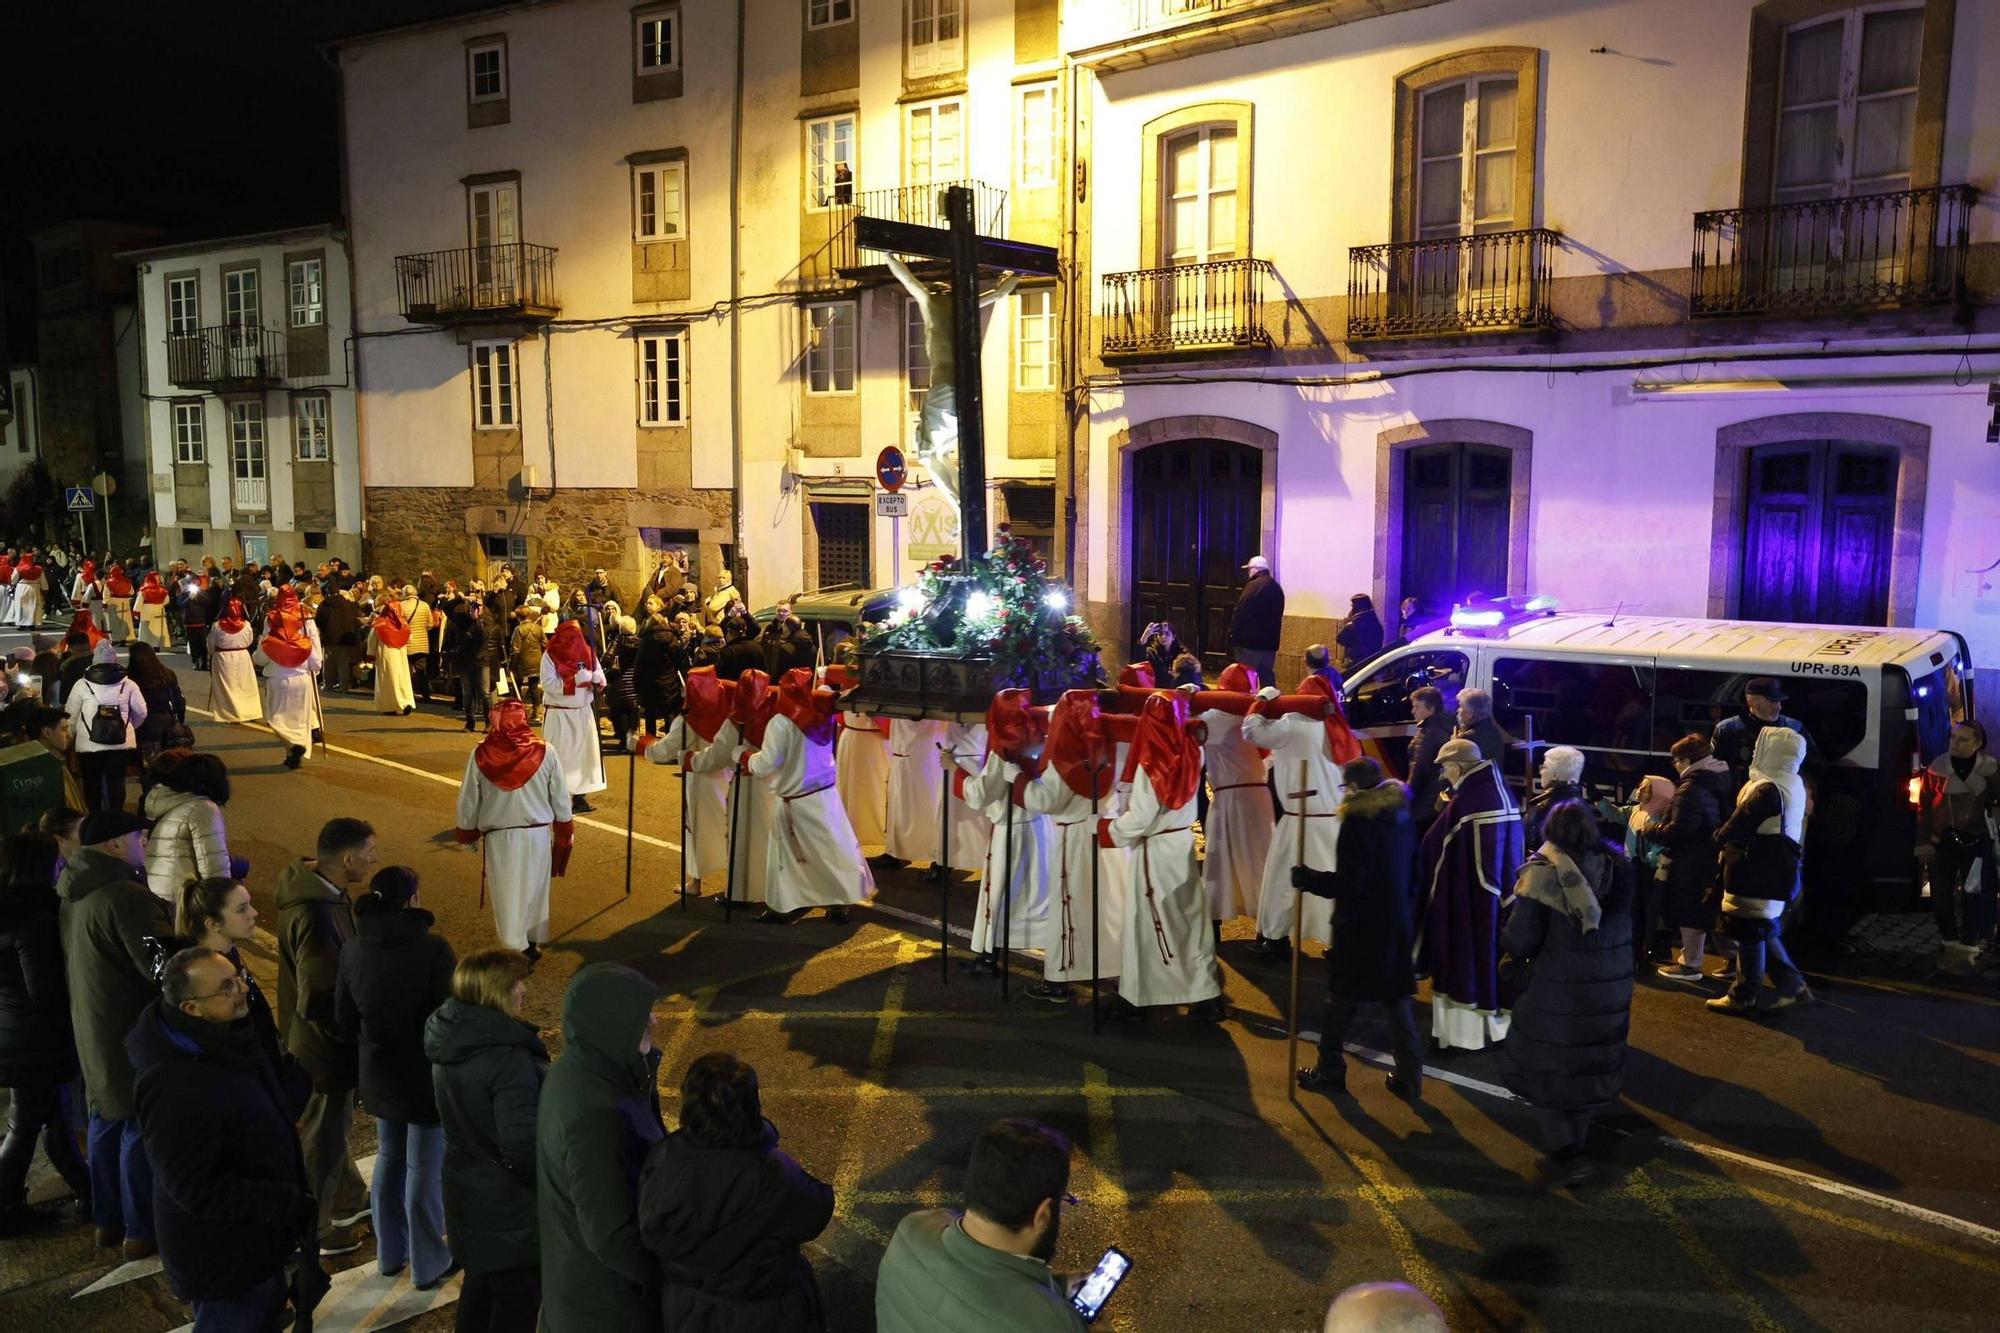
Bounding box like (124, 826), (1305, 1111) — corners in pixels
(1417, 762), (1525, 1013)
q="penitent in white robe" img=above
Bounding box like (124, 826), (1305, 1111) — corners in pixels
(538, 656), (607, 796)
(1194, 706), (1275, 922)
(835, 712), (890, 852)
(456, 744), (571, 951)
(941, 723), (994, 873)
(109, 598), (136, 644)
(255, 622), (324, 754)
(9, 571), (43, 628)
(137, 598), (171, 648)
(1105, 768), (1219, 1008)
(642, 715), (728, 883)
(692, 718), (769, 905)
(963, 753), (1056, 955)
(1240, 708), (1344, 946)
(750, 714), (876, 913)
(1021, 765), (1126, 983)
(884, 719), (945, 863)
(206, 624), (263, 723)
(370, 626), (415, 714)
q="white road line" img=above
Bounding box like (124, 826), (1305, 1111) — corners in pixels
(184, 704), (681, 852)
(166, 1258), (462, 1333)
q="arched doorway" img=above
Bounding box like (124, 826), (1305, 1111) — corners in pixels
(1740, 440), (1895, 625)
(1129, 437), (1264, 672)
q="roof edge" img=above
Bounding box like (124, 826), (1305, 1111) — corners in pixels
(116, 222), (348, 263)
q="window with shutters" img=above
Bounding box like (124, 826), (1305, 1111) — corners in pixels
(907, 0), (962, 78)
(1773, 5), (1922, 202)
(906, 99), (964, 186)
(804, 302), (856, 394)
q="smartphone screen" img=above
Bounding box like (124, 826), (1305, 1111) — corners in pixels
(1070, 1246), (1132, 1324)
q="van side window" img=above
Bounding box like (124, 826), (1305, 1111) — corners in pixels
(1345, 650), (1468, 729)
(1655, 669), (1869, 764)
(1491, 657), (1654, 784)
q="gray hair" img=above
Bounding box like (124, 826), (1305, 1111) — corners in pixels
(161, 947), (228, 1007)
(1456, 687), (1493, 721)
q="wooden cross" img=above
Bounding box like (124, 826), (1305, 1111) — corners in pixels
(1287, 761), (1315, 1100)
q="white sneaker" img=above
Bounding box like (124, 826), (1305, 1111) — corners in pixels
(1656, 964), (1705, 983)
(331, 1199), (372, 1229)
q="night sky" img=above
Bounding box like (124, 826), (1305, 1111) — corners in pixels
(0, 1), (505, 358)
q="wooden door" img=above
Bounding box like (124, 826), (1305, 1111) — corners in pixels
(1131, 438), (1263, 673)
(1741, 441), (1894, 625)
(1400, 442), (1512, 615)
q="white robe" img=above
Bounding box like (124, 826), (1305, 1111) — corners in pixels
(642, 716), (729, 883)
(884, 719), (945, 863)
(0, 578), (11, 621)
(75, 577), (109, 634)
(1022, 765), (1127, 982)
(370, 625), (415, 713)
(8, 571), (43, 628)
(255, 622), (324, 753)
(692, 719), (769, 905)
(1105, 769), (1219, 1008)
(941, 723), (993, 873)
(1195, 706), (1275, 921)
(835, 712), (890, 852)
(1241, 708), (1344, 945)
(455, 744), (571, 951)
(206, 624), (263, 723)
(137, 597), (171, 648)
(963, 753), (1056, 954)
(109, 597), (136, 643)
(538, 656), (607, 796)
(750, 714), (876, 912)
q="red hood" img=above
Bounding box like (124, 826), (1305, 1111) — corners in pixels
(1120, 692), (1202, 810)
(731, 669), (775, 746)
(546, 620), (598, 694)
(215, 597), (248, 636)
(1045, 690), (1113, 800)
(260, 587), (313, 668)
(67, 610), (106, 649)
(139, 572), (168, 604)
(372, 598), (411, 649)
(776, 668), (838, 747)
(684, 667), (732, 743)
(984, 688), (1048, 770)
(474, 700), (547, 790)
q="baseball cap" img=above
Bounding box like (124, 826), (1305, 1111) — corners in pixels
(1744, 676), (1787, 702)
(80, 810), (149, 846)
(1242, 555), (1271, 573)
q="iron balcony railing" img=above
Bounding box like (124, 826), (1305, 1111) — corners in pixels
(1690, 184), (1975, 318)
(395, 242), (560, 322)
(166, 325), (292, 388)
(1128, 0), (1257, 31)
(1100, 258), (1274, 355)
(826, 180), (1007, 273)
(1347, 228), (1559, 339)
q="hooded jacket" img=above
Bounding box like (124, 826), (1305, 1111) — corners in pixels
(274, 859), (357, 1087)
(0, 882), (77, 1085)
(335, 903), (456, 1125)
(638, 1121), (833, 1333)
(57, 846), (172, 1118)
(1648, 758), (1733, 929)
(426, 995), (549, 1275)
(66, 651), (148, 752)
(128, 998), (311, 1301)
(142, 785), (232, 905)
(1715, 727), (1808, 929)
(537, 964), (665, 1332)
(1500, 845), (1635, 1112)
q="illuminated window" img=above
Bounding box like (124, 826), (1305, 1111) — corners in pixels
(1015, 288), (1055, 391)
(805, 302), (856, 394)
(638, 330), (688, 426)
(634, 161), (686, 241)
(472, 341), (516, 427)
(1018, 82), (1058, 189)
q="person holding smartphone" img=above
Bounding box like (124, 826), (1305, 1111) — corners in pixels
(876, 1119), (1096, 1332)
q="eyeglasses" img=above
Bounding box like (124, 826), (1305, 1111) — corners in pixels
(188, 970), (250, 1001)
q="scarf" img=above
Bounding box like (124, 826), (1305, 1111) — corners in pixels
(545, 620), (598, 695)
(260, 587), (314, 668)
(775, 668), (838, 747)
(731, 669), (774, 746)
(139, 572), (168, 605)
(1530, 842), (1603, 933)
(67, 609), (106, 649)
(684, 667), (732, 743)
(984, 688), (1048, 770)
(1120, 691), (1201, 810)
(474, 700), (547, 790)
(372, 598), (411, 649)
(215, 597), (248, 636)
(107, 565), (133, 597)
(1045, 690), (1113, 800)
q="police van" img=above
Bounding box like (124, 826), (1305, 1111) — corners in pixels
(1340, 597), (1975, 926)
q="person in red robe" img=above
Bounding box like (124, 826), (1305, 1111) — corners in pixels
(456, 699), (574, 957)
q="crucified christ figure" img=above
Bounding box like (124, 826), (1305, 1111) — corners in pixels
(887, 255), (1019, 515)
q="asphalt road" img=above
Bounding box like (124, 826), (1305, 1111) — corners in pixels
(3, 634), (1998, 1332)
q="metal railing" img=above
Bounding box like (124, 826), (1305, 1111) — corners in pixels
(1347, 228), (1559, 338)
(1129, 0), (1256, 31)
(826, 180), (1006, 271)
(394, 242), (559, 320)
(232, 476), (269, 513)
(1100, 257), (1274, 354)
(1691, 185), (1975, 317)
(166, 325), (291, 388)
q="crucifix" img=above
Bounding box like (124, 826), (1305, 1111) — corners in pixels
(856, 185), (1060, 558)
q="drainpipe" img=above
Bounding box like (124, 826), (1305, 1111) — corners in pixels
(323, 42), (366, 567)
(728, 0), (746, 600)
(1061, 56), (1082, 589)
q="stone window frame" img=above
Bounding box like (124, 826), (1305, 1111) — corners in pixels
(1738, 0), (1955, 206)
(1706, 411), (1928, 624)
(164, 270), (201, 336)
(633, 3), (685, 103)
(171, 399), (206, 465)
(806, 0), (854, 31)
(1137, 101), (1254, 272)
(1389, 47), (1541, 243)
(285, 250), (326, 329)
(292, 392), (332, 462)
(803, 300), (858, 395)
(220, 260), (263, 332)
(632, 157), (689, 243)
(1103, 415), (1278, 619)
(471, 339), (518, 429)
(804, 112), (857, 213)
(1014, 285), (1057, 392)
(635, 327), (690, 427)
(466, 34), (510, 129)
(1372, 418), (1533, 619)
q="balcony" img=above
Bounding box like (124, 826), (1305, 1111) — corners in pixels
(1100, 258), (1274, 356)
(1346, 229), (1559, 340)
(1691, 185), (1975, 319)
(395, 242), (560, 324)
(167, 325), (294, 390)
(824, 180), (1007, 278)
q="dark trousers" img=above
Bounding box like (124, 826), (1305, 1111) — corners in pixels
(409, 653), (433, 700)
(1317, 994), (1422, 1090)
(1, 1075), (89, 1206)
(1727, 920), (1805, 1004)
(86, 1113), (152, 1241)
(1931, 838), (1998, 946)
(78, 749), (130, 812)
(192, 1270), (286, 1333)
(322, 644), (359, 690)
(186, 625), (210, 669)
(1536, 1106), (1595, 1159)
(457, 1265), (541, 1333)
(458, 664), (491, 727)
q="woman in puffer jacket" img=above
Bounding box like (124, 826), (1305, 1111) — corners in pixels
(1707, 726), (1812, 1016)
(142, 753), (239, 905)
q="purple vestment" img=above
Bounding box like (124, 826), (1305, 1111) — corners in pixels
(1417, 763), (1524, 1012)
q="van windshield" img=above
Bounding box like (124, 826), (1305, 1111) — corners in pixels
(1896, 663), (1961, 763)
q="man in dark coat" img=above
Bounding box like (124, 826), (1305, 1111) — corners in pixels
(315, 588), (363, 691)
(1416, 739), (1524, 1051)
(537, 963), (664, 1332)
(130, 947), (323, 1329)
(1333, 593), (1383, 671)
(1711, 676), (1810, 792)
(1228, 555), (1284, 683)
(1452, 688), (1509, 767)
(717, 618), (767, 683)
(1291, 759), (1422, 1102)
(0, 840), (90, 1229)
(638, 1052), (833, 1333)
(1405, 686), (1453, 819)
(1498, 803), (1634, 1185)
(1652, 733), (1734, 982)
(57, 810), (169, 1256)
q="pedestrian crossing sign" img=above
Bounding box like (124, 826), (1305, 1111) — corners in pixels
(66, 485), (96, 512)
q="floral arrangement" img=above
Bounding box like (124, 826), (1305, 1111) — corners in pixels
(865, 531), (1101, 683)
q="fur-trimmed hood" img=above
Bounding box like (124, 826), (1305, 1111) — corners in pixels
(1340, 779), (1410, 821)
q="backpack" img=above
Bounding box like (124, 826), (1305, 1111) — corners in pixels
(83, 683), (128, 746)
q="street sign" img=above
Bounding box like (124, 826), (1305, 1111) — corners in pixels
(65, 486), (95, 512)
(875, 445), (908, 493)
(874, 492), (910, 518)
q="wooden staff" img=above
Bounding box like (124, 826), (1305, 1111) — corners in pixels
(1091, 757), (1107, 1035)
(678, 747), (691, 912)
(1287, 759), (1315, 1101)
(938, 739), (953, 984)
(999, 774), (1016, 1001)
(623, 743), (636, 897)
